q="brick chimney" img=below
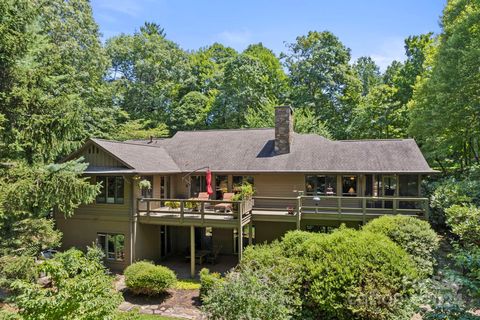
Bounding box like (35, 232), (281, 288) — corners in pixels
(274, 106), (294, 155)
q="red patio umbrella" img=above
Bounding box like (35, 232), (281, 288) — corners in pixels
(206, 169), (213, 195)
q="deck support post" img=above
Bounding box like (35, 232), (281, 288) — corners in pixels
(248, 220), (253, 245)
(296, 196), (302, 230)
(237, 227), (243, 262)
(190, 225), (195, 278)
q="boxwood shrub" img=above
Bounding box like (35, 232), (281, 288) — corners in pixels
(363, 215), (439, 276)
(124, 261), (176, 296)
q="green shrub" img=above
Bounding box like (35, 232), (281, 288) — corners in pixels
(12, 247), (122, 320)
(199, 268), (223, 300)
(231, 182), (254, 201)
(202, 268), (296, 320)
(363, 215), (440, 276)
(0, 255), (36, 289)
(164, 201), (180, 209)
(124, 261), (176, 296)
(282, 228), (419, 319)
(445, 205), (480, 245)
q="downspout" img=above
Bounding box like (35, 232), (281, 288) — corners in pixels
(130, 176), (135, 264)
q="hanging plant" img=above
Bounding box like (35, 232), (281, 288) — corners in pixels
(138, 179), (152, 190)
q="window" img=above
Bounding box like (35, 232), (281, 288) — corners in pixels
(233, 176), (254, 192)
(97, 233), (125, 261)
(96, 176), (124, 204)
(305, 175), (337, 195)
(383, 175), (397, 196)
(140, 176), (153, 198)
(399, 175), (419, 197)
(342, 175), (358, 196)
(399, 175), (419, 209)
(215, 175), (228, 199)
(365, 174), (381, 197)
(190, 175), (206, 197)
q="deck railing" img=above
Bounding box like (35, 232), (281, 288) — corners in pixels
(137, 197), (253, 225)
(253, 195), (430, 221)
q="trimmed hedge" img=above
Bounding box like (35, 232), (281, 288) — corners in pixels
(363, 215), (439, 276)
(124, 261), (176, 296)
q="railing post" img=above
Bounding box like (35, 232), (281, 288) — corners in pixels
(296, 196), (302, 230)
(393, 198), (397, 214)
(201, 201), (205, 226)
(362, 198), (366, 224)
(180, 201), (184, 224)
(337, 197), (342, 218)
(146, 199), (151, 216)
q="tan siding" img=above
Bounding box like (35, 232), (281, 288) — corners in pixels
(56, 215), (131, 271)
(254, 221), (296, 244)
(212, 228), (234, 254)
(253, 173), (305, 197)
(134, 224), (161, 262)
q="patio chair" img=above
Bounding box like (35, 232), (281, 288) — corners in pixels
(194, 192), (212, 210)
(214, 193), (235, 212)
(206, 245), (222, 264)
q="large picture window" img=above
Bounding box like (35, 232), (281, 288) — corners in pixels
(97, 233), (125, 261)
(96, 176), (124, 204)
(305, 175), (336, 195)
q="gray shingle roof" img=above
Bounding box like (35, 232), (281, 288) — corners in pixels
(116, 128), (435, 174)
(89, 138), (180, 173)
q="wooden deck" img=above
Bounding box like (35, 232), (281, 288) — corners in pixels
(137, 195), (429, 227)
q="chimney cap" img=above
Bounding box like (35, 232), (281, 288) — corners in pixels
(275, 105), (294, 113)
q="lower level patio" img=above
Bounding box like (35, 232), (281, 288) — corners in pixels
(156, 254), (238, 279)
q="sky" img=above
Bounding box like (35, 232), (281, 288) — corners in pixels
(91, 0), (446, 70)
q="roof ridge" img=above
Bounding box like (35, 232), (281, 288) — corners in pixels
(91, 138), (167, 149)
(175, 128), (274, 133)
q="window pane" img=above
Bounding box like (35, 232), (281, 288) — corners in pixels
(215, 175), (228, 199)
(115, 176), (124, 204)
(97, 234), (106, 253)
(342, 176), (357, 196)
(399, 175), (418, 197)
(305, 175), (317, 195)
(107, 234), (115, 260)
(115, 234), (125, 261)
(325, 176), (336, 195)
(232, 176), (243, 192)
(106, 177), (115, 203)
(383, 176), (397, 196)
(96, 176), (107, 203)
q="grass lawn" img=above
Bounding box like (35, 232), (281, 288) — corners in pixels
(172, 278), (201, 290)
